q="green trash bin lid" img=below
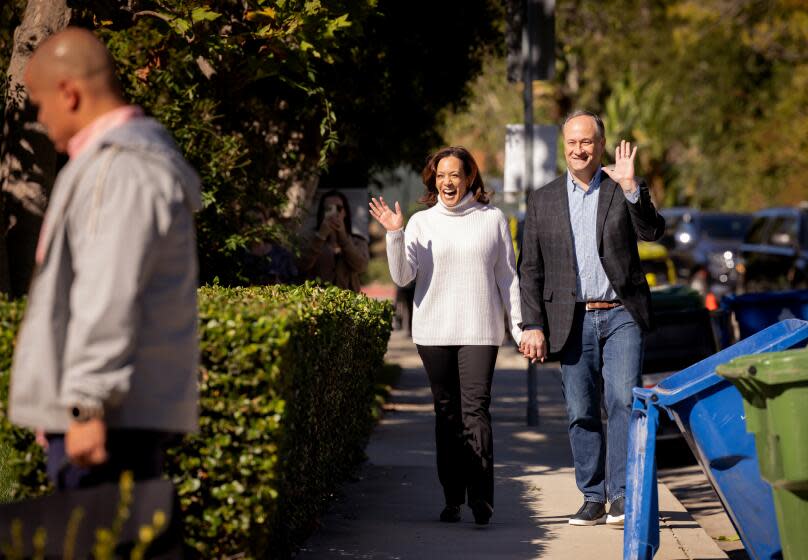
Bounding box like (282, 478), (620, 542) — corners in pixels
(717, 348), (808, 386)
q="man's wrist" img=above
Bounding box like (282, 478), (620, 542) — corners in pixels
(69, 403), (105, 423)
(620, 179), (638, 192)
(622, 182), (640, 203)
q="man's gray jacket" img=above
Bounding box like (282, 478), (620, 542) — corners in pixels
(518, 174), (665, 355)
(9, 117), (202, 433)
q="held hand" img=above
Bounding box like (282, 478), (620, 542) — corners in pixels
(602, 139), (638, 193)
(369, 197), (404, 232)
(66, 418), (108, 467)
(519, 329), (548, 363)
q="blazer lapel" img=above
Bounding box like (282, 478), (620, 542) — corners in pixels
(596, 175), (618, 247)
(548, 176), (575, 263)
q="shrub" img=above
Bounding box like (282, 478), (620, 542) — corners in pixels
(0, 285), (393, 558)
(0, 297), (50, 504)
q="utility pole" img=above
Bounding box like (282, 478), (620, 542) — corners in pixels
(523, 0), (540, 427)
(508, 0), (554, 426)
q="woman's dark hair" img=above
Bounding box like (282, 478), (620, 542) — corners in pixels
(419, 146), (489, 207)
(315, 189), (352, 234)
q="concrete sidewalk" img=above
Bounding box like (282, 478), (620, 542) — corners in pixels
(298, 331), (728, 559)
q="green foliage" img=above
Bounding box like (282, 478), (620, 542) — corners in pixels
(317, 0), (506, 190)
(47, 0), (504, 284)
(442, 0), (808, 211)
(0, 297), (50, 504)
(67, 0), (380, 285)
(0, 285), (393, 558)
(440, 56), (532, 177)
(362, 256), (393, 285)
(553, 0), (808, 210)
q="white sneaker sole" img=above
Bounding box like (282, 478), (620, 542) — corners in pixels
(606, 514), (625, 526)
(569, 515), (607, 526)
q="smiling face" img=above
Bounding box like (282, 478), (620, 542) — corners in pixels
(435, 156), (470, 207)
(563, 115), (605, 182)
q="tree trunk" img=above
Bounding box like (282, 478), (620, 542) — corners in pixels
(0, 0), (71, 297)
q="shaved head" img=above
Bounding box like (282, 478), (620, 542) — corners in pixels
(26, 27), (120, 96)
(24, 27), (125, 152)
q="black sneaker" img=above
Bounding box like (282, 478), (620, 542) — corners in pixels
(606, 497), (625, 526)
(440, 504), (462, 522)
(469, 500), (493, 525)
(568, 500), (607, 526)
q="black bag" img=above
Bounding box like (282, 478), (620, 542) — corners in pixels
(0, 478), (184, 559)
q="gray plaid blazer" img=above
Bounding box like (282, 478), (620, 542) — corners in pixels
(518, 174), (665, 355)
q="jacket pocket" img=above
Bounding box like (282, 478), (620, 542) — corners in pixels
(543, 289), (553, 302)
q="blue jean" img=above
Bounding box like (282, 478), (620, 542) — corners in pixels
(559, 304), (643, 504)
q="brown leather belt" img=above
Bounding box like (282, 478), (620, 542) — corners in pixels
(584, 300), (622, 311)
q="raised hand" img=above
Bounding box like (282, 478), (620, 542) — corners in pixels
(602, 139), (638, 193)
(369, 196), (404, 232)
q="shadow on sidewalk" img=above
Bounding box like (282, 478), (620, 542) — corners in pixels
(298, 347), (575, 559)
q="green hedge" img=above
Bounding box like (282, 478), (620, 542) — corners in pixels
(0, 284), (393, 558)
(0, 297), (50, 503)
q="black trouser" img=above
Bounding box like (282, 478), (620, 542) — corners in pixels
(416, 345), (498, 509)
(46, 429), (176, 491)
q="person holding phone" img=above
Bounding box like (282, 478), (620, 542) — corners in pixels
(369, 146), (522, 525)
(299, 189), (369, 292)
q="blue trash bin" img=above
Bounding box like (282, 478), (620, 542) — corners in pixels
(624, 318), (808, 560)
(722, 289), (808, 340)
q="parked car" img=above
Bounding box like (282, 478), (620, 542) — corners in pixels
(660, 208), (752, 297)
(638, 241), (677, 288)
(738, 206), (808, 293)
(658, 207), (689, 251)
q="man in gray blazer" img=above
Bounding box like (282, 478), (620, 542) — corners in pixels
(518, 111), (664, 526)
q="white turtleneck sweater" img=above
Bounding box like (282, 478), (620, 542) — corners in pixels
(386, 193), (523, 346)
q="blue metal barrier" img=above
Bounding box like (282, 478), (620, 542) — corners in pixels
(624, 319), (808, 560)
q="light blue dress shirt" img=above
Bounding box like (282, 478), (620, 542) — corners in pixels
(567, 168), (640, 302)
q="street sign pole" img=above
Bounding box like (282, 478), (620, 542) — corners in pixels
(523, 0), (539, 427)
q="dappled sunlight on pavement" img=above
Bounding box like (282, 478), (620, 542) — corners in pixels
(298, 330), (729, 559)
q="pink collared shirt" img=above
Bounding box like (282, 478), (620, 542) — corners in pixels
(66, 105), (144, 160)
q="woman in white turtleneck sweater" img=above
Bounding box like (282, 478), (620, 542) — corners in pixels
(369, 146), (522, 526)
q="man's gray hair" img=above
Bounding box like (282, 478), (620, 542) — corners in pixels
(562, 110), (605, 140)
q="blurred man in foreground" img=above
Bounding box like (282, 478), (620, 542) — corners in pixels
(9, 27), (201, 490)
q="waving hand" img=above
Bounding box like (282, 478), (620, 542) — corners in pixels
(602, 139), (638, 193)
(369, 197), (404, 232)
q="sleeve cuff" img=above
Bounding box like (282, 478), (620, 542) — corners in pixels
(624, 187), (641, 204)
